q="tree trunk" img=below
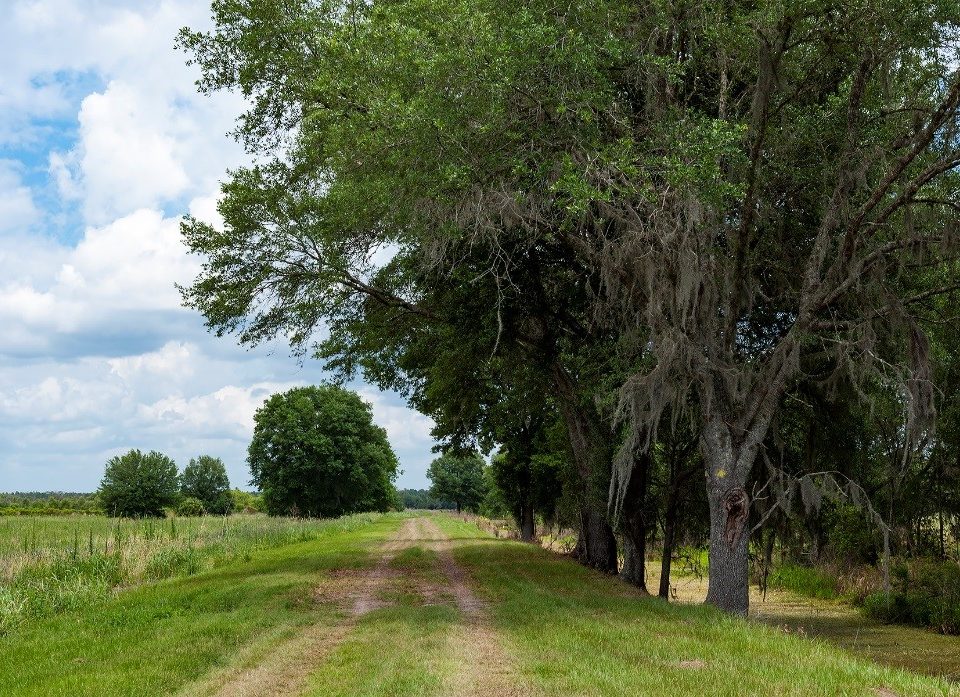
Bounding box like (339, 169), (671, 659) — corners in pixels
(620, 452), (652, 591)
(702, 418), (751, 616)
(520, 501), (535, 542)
(574, 506), (618, 573)
(550, 361), (618, 574)
(658, 484), (679, 600)
(456, 502), (461, 514)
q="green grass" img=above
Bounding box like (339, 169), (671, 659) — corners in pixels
(0, 514), (403, 696)
(433, 516), (956, 696)
(3, 512), (957, 695)
(304, 604), (457, 697)
(0, 513), (372, 633)
(306, 540), (457, 697)
(768, 563), (840, 600)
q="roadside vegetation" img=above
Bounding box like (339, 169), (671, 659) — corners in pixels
(0, 513), (377, 634)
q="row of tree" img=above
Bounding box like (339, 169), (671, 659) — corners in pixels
(0, 492), (100, 516)
(99, 451), (233, 517)
(179, 0), (960, 615)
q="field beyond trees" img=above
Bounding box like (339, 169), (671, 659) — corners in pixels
(0, 511), (956, 696)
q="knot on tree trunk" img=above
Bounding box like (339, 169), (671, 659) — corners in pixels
(723, 487), (749, 548)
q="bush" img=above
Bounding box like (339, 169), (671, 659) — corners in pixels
(98, 450), (179, 517)
(180, 456), (232, 514)
(175, 497), (205, 517)
(768, 563), (839, 599)
(862, 560), (960, 634)
(230, 489), (264, 513)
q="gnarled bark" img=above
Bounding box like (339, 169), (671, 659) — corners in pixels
(702, 418), (752, 616)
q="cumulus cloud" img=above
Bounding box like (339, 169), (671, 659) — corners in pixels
(0, 160), (40, 233)
(0, 0), (437, 492)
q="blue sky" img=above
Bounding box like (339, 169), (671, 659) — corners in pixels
(0, 0), (435, 492)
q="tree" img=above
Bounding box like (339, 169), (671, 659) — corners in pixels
(177, 0), (624, 573)
(248, 386), (399, 517)
(98, 450), (179, 517)
(427, 453), (487, 514)
(180, 455), (232, 515)
(179, 1), (960, 615)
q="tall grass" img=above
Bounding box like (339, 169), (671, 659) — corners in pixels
(0, 513), (382, 633)
(767, 563), (839, 600)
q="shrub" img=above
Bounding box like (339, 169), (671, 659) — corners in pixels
(175, 497), (205, 517)
(230, 489), (264, 513)
(98, 450), (179, 517)
(862, 559), (960, 634)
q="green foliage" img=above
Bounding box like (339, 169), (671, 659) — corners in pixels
(229, 489), (264, 513)
(175, 497), (205, 517)
(767, 564), (838, 600)
(823, 504), (881, 564)
(0, 492), (100, 516)
(863, 560), (960, 635)
(98, 450), (179, 518)
(180, 456), (232, 515)
(426, 452), (487, 513)
(249, 386), (399, 517)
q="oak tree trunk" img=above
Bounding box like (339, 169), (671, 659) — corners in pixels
(574, 506), (618, 573)
(551, 361), (618, 573)
(620, 452), (652, 591)
(520, 500), (535, 542)
(658, 484), (680, 599)
(702, 419), (751, 616)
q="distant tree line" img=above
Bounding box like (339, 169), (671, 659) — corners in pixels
(0, 492), (100, 516)
(398, 489), (455, 511)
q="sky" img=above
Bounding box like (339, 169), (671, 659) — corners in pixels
(0, 0), (435, 492)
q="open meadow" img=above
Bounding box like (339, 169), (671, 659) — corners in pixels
(0, 513), (376, 635)
(1, 511), (957, 697)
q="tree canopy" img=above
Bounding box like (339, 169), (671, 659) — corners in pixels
(427, 452), (487, 514)
(180, 0), (960, 615)
(180, 455), (232, 515)
(98, 449), (179, 518)
(248, 385), (399, 517)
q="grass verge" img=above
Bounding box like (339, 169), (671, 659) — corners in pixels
(0, 514), (402, 696)
(433, 515), (956, 696)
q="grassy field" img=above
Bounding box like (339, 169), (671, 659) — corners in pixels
(0, 513), (383, 634)
(0, 512), (956, 696)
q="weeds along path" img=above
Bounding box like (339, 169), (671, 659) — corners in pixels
(416, 517), (530, 697)
(178, 518), (421, 697)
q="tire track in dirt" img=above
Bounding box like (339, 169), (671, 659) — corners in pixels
(416, 517), (531, 697)
(178, 518), (420, 697)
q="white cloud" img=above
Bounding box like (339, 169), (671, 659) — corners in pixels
(0, 160), (40, 233)
(357, 387), (436, 450)
(0, 0), (437, 492)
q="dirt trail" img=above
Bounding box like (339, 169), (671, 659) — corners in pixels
(178, 518), (421, 697)
(178, 516), (526, 697)
(416, 517), (530, 697)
